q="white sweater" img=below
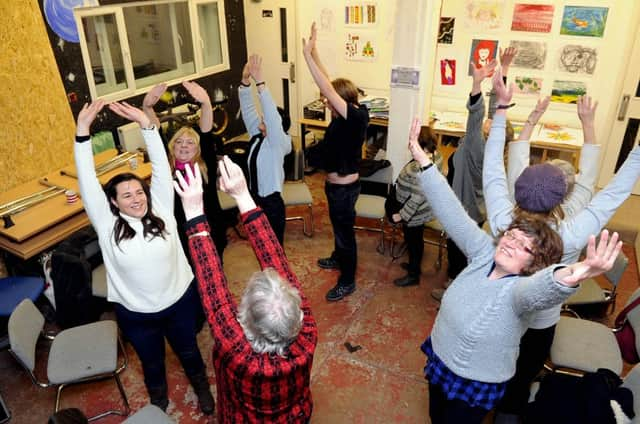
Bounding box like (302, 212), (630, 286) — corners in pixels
(75, 128), (193, 313)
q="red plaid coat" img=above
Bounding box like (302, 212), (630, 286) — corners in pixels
(186, 208), (317, 423)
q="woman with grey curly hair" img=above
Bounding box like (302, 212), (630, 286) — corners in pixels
(174, 156), (317, 423)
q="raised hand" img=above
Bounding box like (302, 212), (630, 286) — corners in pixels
(556, 230), (622, 286)
(241, 62), (251, 86)
(173, 163), (204, 221)
(109, 102), (151, 129)
(248, 54), (264, 83)
(76, 100), (106, 136)
(218, 156), (248, 197)
(577, 95), (598, 124)
(472, 59), (497, 84)
(143, 83), (167, 109)
(492, 67), (513, 106)
(499, 47), (518, 74)
(527, 96), (550, 125)
(302, 22), (317, 57)
(408, 117), (431, 167)
(183, 81), (211, 106)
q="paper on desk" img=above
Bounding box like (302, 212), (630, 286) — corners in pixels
(534, 123), (584, 147)
(431, 111), (467, 131)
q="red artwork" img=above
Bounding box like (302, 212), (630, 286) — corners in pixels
(511, 4), (554, 33)
(468, 39), (498, 76)
(440, 59), (455, 85)
(67, 92), (78, 103)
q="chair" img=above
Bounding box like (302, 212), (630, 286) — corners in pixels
(8, 299), (129, 420)
(91, 264), (108, 298)
(282, 181), (314, 237)
(563, 251), (629, 318)
(354, 194), (387, 254)
(123, 404), (174, 423)
(546, 316), (623, 376)
(423, 219), (447, 270)
(622, 364), (640, 424)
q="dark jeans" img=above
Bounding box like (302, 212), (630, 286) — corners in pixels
(497, 325), (556, 415)
(404, 224), (425, 277)
(115, 283), (206, 393)
(325, 180), (361, 286)
(446, 220), (484, 280)
(429, 383), (489, 424)
(254, 191), (286, 246)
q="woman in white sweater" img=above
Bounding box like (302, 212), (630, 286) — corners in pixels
(74, 101), (214, 414)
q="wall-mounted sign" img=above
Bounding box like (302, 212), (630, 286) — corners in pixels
(390, 67), (420, 89)
(262, 10), (273, 18)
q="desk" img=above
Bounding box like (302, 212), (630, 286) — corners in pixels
(299, 117), (389, 151)
(0, 149), (151, 260)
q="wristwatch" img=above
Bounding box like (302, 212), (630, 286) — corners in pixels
(420, 163), (434, 172)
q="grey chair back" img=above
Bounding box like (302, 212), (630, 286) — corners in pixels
(624, 288), (640, 357)
(606, 250), (630, 288)
(8, 299), (45, 372)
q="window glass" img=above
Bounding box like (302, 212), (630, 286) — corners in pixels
(198, 2), (223, 68)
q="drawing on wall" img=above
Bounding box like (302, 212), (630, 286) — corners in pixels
(43, 0), (84, 43)
(560, 6), (608, 38)
(438, 17), (455, 44)
(551, 80), (586, 104)
(319, 8), (335, 33)
(510, 40), (547, 70)
(464, 0), (506, 30)
(345, 32), (376, 61)
(440, 59), (456, 85)
(344, 3), (377, 26)
(557, 45), (597, 75)
(468, 39), (498, 75)
(514, 76), (542, 95)
(511, 3), (554, 33)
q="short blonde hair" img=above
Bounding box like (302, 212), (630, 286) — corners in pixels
(167, 126), (209, 184)
(548, 159), (576, 196)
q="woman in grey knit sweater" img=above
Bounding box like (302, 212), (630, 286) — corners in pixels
(407, 117), (622, 423)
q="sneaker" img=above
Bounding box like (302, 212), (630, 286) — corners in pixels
(431, 288), (446, 302)
(393, 274), (419, 287)
(318, 256), (339, 270)
(325, 282), (356, 301)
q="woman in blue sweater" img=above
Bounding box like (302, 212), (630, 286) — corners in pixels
(407, 116), (622, 423)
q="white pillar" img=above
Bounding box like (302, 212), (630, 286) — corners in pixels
(387, 0), (440, 180)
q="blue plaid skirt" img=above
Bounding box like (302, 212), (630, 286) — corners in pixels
(421, 337), (507, 410)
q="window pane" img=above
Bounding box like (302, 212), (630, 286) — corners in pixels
(198, 2), (223, 68)
(123, 2), (195, 89)
(82, 14), (127, 97)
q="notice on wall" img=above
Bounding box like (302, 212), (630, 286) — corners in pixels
(390, 67), (420, 89)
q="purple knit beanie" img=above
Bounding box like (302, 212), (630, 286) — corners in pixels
(514, 163), (568, 213)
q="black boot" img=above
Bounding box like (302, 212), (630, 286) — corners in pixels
(393, 273), (420, 287)
(188, 371), (215, 415)
(148, 384), (169, 412)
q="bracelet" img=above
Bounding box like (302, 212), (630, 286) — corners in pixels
(525, 119), (536, 126)
(142, 124), (156, 131)
(420, 163), (434, 172)
(240, 81), (251, 87)
(255, 81), (266, 86)
(188, 231), (209, 239)
(496, 103), (516, 110)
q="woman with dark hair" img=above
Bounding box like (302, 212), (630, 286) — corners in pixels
(74, 101), (214, 415)
(406, 116), (622, 423)
(303, 22), (369, 302)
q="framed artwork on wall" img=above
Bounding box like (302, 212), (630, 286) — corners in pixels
(560, 6), (608, 38)
(438, 17), (455, 44)
(511, 4), (554, 33)
(464, 0), (506, 31)
(514, 76), (542, 95)
(557, 45), (597, 75)
(468, 39), (498, 75)
(550, 80), (587, 104)
(509, 40), (547, 70)
(440, 59), (456, 85)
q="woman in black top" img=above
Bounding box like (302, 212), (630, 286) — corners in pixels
(303, 23), (369, 301)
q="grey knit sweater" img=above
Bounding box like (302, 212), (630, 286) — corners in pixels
(418, 165), (577, 383)
(395, 151), (443, 227)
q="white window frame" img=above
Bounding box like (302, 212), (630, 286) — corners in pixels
(74, 0), (230, 102)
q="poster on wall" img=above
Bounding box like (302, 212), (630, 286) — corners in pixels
(438, 17), (455, 44)
(560, 6), (608, 38)
(511, 4), (554, 33)
(318, 8), (336, 33)
(551, 80), (587, 104)
(464, 0), (506, 31)
(509, 40), (547, 70)
(557, 45), (597, 75)
(344, 3), (377, 26)
(344, 31), (377, 61)
(440, 59), (456, 85)
(468, 39), (498, 75)
(514, 76), (542, 95)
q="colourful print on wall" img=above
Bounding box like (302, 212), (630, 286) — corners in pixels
(560, 6), (608, 38)
(345, 32), (376, 61)
(468, 39), (498, 76)
(514, 76), (542, 95)
(551, 80), (586, 104)
(510, 40), (547, 70)
(344, 3), (377, 26)
(438, 17), (455, 44)
(464, 0), (506, 30)
(557, 45), (597, 75)
(511, 4), (554, 33)
(440, 59), (456, 85)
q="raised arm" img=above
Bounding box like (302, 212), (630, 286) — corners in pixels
(142, 83), (166, 129)
(238, 60), (261, 136)
(109, 102), (174, 210)
(74, 101), (113, 231)
(183, 81), (213, 133)
(303, 22), (348, 119)
(250, 54), (292, 155)
(483, 69), (517, 236)
(409, 118), (493, 258)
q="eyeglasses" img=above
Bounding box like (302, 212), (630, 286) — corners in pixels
(175, 138), (195, 146)
(503, 230), (534, 255)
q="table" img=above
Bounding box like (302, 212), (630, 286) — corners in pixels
(299, 117), (389, 151)
(0, 149), (152, 260)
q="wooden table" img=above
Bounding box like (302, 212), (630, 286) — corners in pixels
(0, 149), (151, 260)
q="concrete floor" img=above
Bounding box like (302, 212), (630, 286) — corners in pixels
(1, 169), (638, 423)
